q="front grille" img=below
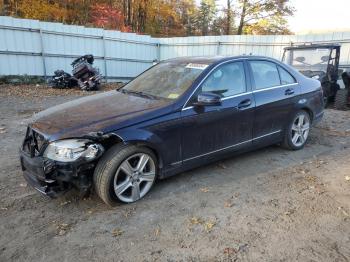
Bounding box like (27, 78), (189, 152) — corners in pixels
(22, 127), (47, 157)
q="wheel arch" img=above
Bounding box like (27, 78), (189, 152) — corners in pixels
(124, 140), (163, 169)
(100, 131), (164, 170)
(99, 133), (124, 151)
(299, 107), (314, 123)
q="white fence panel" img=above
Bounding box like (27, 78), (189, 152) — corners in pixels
(159, 34), (350, 67)
(0, 16), (158, 80)
(1, 16), (350, 80)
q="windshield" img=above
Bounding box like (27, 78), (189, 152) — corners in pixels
(121, 61), (207, 99)
(283, 48), (332, 77)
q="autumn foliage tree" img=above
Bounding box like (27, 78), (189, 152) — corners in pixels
(196, 0), (217, 35)
(17, 0), (67, 21)
(0, 0), (295, 36)
(90, 3), (130, 32)
(236, 0), (294, 35)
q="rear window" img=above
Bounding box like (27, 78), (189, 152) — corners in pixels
(278, 66), (296, 85)
(249, 61), (280, 89)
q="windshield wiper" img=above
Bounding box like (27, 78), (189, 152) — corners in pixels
(119, 89), (160, 100)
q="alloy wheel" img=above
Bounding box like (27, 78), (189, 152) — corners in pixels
(113, 153), (156, 203)
(291, 114), (310, 147)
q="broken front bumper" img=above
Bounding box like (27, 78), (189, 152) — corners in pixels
(19, 150), (94, 197)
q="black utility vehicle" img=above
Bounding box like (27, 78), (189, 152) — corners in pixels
(20, 56), (324, 206)
(282, 43), (350, 109)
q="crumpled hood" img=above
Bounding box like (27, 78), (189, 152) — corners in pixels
(31, 90), (171, 141)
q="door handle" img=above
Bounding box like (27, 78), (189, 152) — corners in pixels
(237, 99), (252, 109)
(285, 88), (294, 95)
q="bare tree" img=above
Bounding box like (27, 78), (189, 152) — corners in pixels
(236, 0), (294, 35)
(225, 0), (233, 35)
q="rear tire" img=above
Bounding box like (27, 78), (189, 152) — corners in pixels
(93, 144), (158, 206)
(334, 89), (349, 110)
(282, 110), (311, 150)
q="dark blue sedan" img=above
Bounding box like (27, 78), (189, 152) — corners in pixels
(20, 56), (324, 206)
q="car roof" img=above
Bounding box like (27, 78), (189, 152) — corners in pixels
(164, 55), (304, 80)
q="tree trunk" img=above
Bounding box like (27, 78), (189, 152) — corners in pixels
(123, 0), (127, 25)
(1, 0), (6, 15)
(237, 0), (247, 35)
(225, 0), (231, 35)
(186, 15), (191, 36)
(127, 0), (132, 26)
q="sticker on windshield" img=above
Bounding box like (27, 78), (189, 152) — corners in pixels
(168, 93), (180, 99)
(186, 63), (208, 70)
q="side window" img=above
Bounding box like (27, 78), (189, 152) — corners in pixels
(249, 61), (280, 89)
(278, 66), (296, 85)
(200, 62), (246, 97)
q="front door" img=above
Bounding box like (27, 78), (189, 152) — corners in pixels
(180, 60), (255, 164)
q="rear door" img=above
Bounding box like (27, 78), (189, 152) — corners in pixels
(248, 60), (299, 145)
(180, 60), (255, 164)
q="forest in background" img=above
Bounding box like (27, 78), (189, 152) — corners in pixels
(0, 0), (295, 37)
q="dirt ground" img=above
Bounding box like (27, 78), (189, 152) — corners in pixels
(0, 85), (349, 262)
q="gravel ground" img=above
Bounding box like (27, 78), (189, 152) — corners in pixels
(0, 85), (349, 262)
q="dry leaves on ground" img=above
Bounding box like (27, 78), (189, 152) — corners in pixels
(204, 221), (216, 232)
(60, 200), (71, 206)
(189, 217), (204, 225)
(56, 223), (70, 236)
(154, 227), (161, 237)
(112, 228), (123, 237)
(224, 200), (234, 208)
(223, 247), (237, 256)
(188, 217), (217, 233)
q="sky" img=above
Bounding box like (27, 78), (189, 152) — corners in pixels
(214, 0), (349, 34)
(288, 0), (349, 33)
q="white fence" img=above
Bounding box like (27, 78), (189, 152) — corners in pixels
(1, 16), (350, 80)
(159, 34), (350, 67)
(0, 16), (159, 80)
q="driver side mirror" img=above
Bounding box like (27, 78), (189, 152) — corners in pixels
(193, 92), (221, 107)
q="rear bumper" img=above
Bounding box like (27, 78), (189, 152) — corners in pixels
(19, 150), (94, 197)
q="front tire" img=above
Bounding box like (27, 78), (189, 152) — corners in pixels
(93, 144), (157, 206)
(282, 110), (311, 150)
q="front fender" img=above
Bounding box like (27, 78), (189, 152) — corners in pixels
(109, 111), (183, 173)
(115, 128), (164, 168)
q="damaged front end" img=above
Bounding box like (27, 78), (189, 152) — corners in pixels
(19, 127), (104, 197)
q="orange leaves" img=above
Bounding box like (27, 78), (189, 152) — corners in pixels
(90, 3), (130, 32)
(3, 0), (199, 36)
(18, 0), (67, 22)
